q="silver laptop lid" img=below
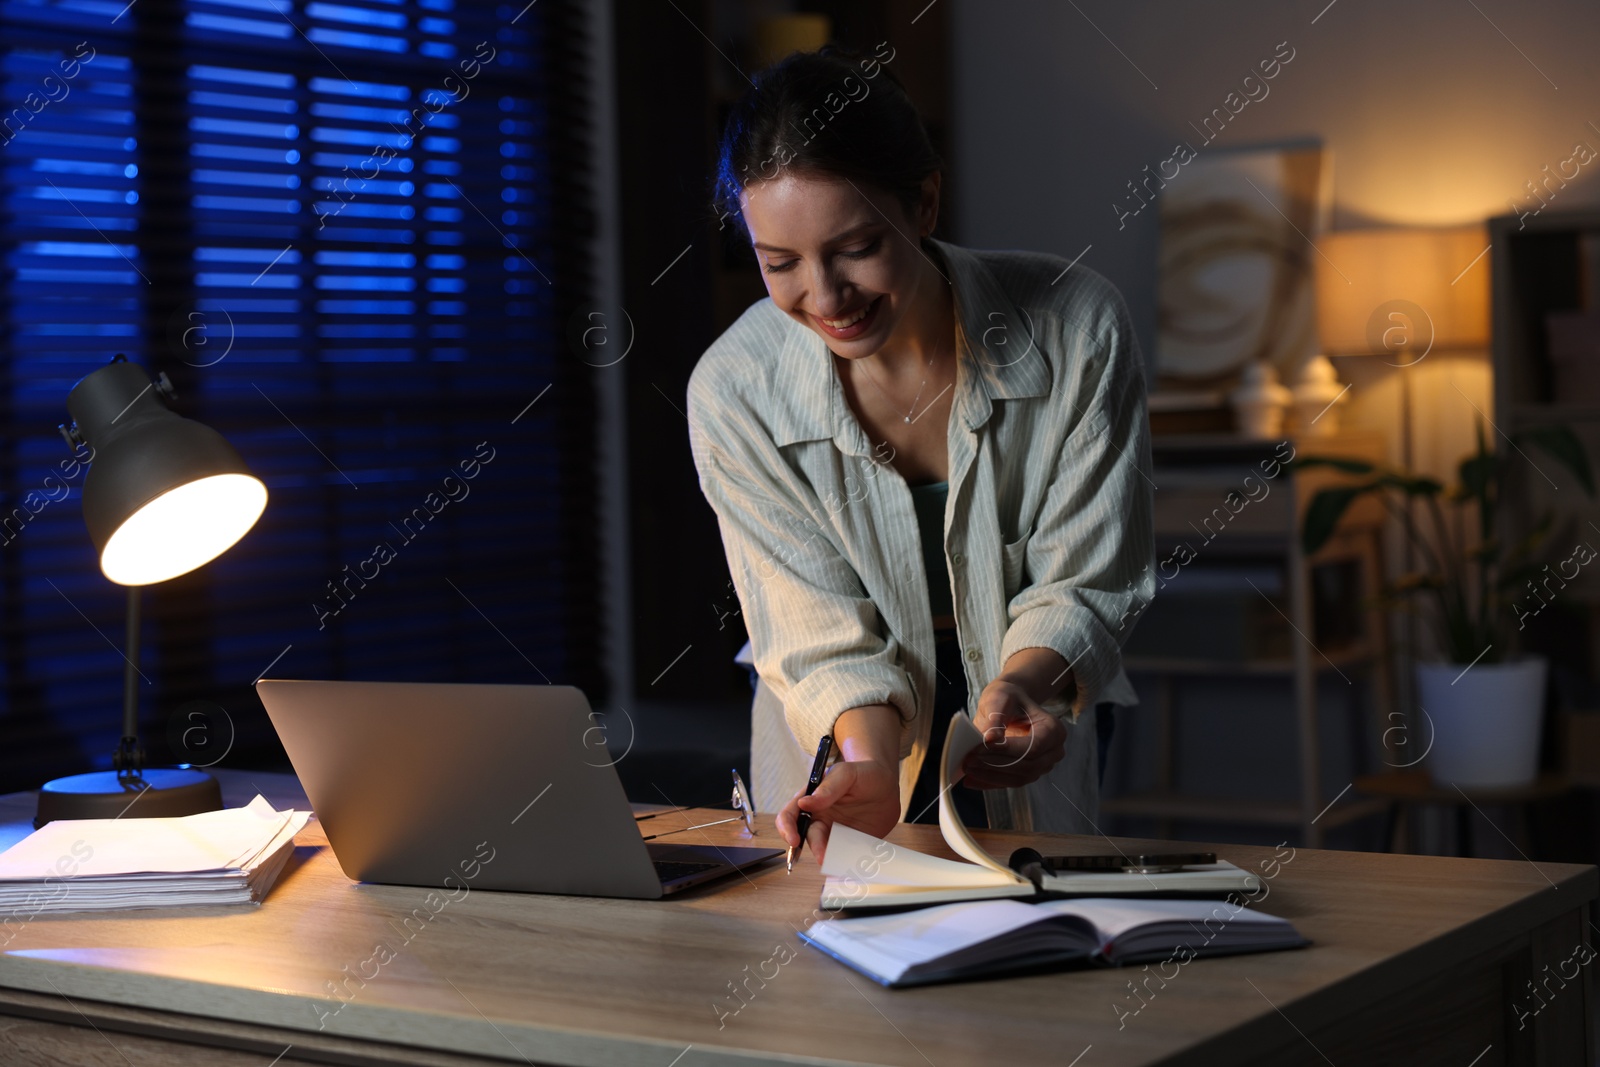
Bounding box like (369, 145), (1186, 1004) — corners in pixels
(255, 680), (665, 900)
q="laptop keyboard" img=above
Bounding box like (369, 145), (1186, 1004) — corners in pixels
(654, 859), (720, 883)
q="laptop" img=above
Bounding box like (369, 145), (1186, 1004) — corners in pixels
(254, 679), (782, 899)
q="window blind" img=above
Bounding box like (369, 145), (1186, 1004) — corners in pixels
(0, 0), (601, 790)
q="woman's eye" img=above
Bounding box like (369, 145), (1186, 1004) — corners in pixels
(763, 259), (797, 274)
(842, 238), (881, 259)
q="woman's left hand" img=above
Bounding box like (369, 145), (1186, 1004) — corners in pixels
(960, 678), (1066, 788)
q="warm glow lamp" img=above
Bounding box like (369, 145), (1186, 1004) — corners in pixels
(1312, 226), (1490, 719)
(34, 356), (267, 826)
(1314, 225), (1490, 470)
(1315, 226), (1490, 359)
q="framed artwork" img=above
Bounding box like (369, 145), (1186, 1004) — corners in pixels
(1155, 142), (1330, 402)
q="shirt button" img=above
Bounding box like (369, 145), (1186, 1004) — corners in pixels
(966, 648), (981, 662)
(951, 553), (965, 567)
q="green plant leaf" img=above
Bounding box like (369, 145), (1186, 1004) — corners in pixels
(1302, 482), (1379, 554)
(1376, 473), (1443, 497)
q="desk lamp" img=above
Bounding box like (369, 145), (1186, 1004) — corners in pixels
(34, 355), (268, 826)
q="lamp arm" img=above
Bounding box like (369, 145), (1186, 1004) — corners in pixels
(115, 585), (145, 781)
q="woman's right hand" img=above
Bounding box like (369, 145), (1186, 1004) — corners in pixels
(775, 703), (903, 867)
(776, 757), (900, 867)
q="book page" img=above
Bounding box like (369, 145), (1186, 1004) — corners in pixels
(802, 897), (1060, 983)
(1030, 896), (1304, 961)
(1033, 897), (1243, 948)
(938, 714), (1022, 878)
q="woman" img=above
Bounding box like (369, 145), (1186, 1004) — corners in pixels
(687, 47), (1154, 863)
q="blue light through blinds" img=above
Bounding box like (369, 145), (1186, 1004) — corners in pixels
(1, 23), (140, 771)
(0, 0), (593, 784)
(187, 0), (573, 715)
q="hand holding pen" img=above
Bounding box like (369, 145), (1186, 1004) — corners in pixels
(778, 703), (905, 868)
(786, 734), (831, 873)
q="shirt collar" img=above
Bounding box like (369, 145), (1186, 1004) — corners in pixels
(768, 237), (1051, 450)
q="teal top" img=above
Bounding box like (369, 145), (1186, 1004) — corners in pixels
(909, 481), (953, 618)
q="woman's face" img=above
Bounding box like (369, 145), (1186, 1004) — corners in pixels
(739, 171), (940, 360)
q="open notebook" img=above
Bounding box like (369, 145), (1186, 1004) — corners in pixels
(801, 895), (1309, 987)
(819, 715), (1261, 910)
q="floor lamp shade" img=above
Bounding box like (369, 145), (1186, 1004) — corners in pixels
(67, 359), (267, 585)
(1314, 226), (1490, 359)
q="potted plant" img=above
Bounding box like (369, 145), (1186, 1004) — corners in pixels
(1298, 422), (1594, 788)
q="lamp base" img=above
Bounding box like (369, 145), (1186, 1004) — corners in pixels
(35, 767), (223, 828)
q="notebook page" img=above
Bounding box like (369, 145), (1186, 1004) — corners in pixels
(938, 714), (1022, 879)
(821, 823), (1018, 890)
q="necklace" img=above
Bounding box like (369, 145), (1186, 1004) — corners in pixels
(855, 347), (942, 424)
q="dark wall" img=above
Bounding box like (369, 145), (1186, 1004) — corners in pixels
(613, 0), (953, 707)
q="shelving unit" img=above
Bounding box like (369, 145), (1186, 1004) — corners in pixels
(1488, 206), (1600, 727)
(1489, 208), (1600, 586)
(1102, 432), (1395, 848)
(1490, 208), (1600, 425)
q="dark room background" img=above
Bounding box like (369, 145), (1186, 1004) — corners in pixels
(0, 0), (603, 792)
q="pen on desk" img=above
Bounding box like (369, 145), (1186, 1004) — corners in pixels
(787, 734), (833, 874)
(633, 806), (688, 822)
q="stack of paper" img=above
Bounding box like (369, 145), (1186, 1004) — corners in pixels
(0, 795), (310, 912)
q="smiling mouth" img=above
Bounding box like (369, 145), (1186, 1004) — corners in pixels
(813, 295), (882, 336)
(822, 305), (871, 328)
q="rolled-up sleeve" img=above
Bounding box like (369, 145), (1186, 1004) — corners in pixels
(687, 402), (919, 759)
(999, 295), (1156, 718)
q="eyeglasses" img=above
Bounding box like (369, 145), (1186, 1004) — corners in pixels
(637, 770), (757, 840)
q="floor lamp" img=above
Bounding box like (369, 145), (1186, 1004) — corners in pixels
(34, 356), (268, 827)
(1313, 226), (1491, 753)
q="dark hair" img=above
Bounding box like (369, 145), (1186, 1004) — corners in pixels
(712, 45), (942, 238)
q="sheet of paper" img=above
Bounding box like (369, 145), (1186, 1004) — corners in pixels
(0, 796), (303, 880)
(938, 714), (1022, 878)
(822, 823), (1019, 890)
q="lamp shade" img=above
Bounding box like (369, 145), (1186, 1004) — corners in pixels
(1315, 226), (1490, 358)
(66, 359), (267, 585)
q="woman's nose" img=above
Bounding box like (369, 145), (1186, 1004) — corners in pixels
(808, 265), (850, 315)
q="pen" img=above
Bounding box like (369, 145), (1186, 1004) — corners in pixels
(787, 734), (833, 874)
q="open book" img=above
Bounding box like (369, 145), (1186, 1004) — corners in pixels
(800, 894), (1309, 987)
(819, 714), (1261, 910)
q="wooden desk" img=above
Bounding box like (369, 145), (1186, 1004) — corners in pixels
(0, 770), (1593, 1066)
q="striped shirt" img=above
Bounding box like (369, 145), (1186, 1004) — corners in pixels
(687, 238), (1155, 832)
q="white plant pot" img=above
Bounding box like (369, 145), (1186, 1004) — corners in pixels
(1415, 656), (1548, 789)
